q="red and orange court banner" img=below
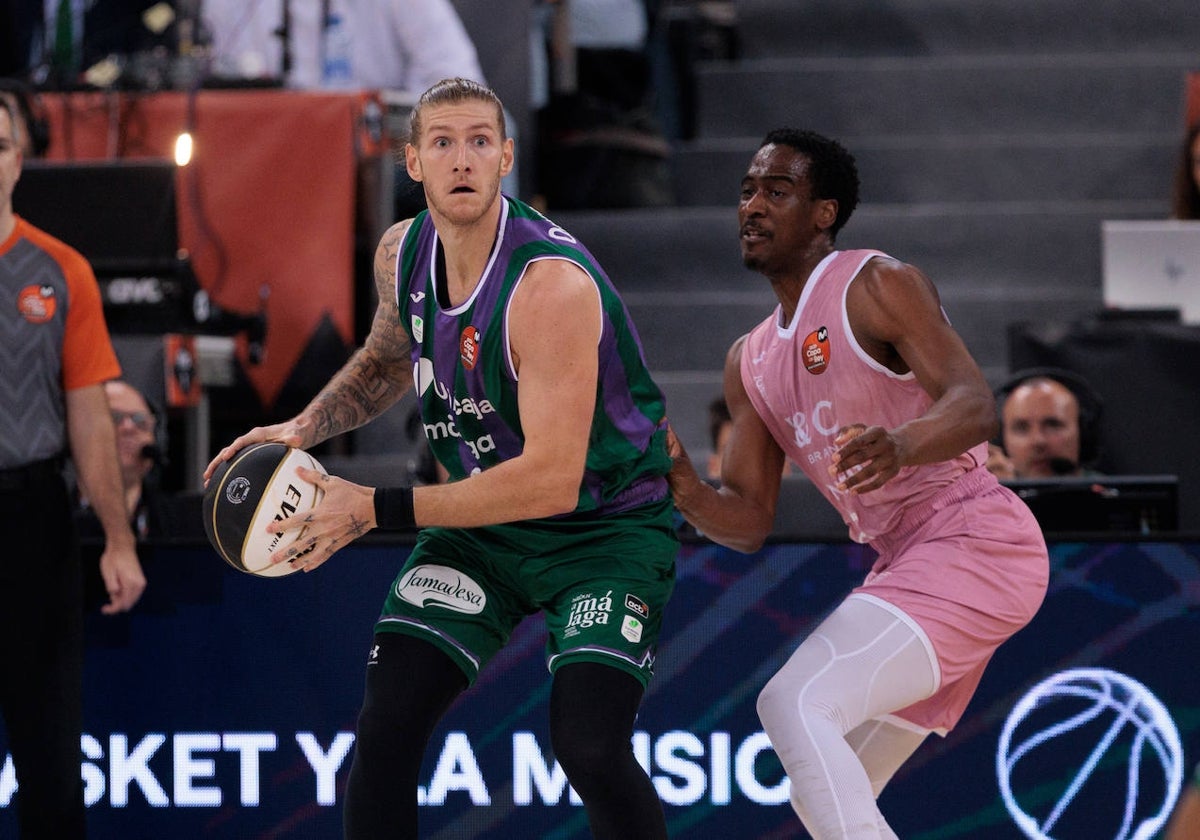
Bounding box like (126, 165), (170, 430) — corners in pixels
(40, 89), (387, 411)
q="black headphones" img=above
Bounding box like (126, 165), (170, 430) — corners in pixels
(0, 77), (51, 157)
(995, 366), (1104, 467)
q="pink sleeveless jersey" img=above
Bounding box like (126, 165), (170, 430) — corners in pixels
(740, 249), (988, 544)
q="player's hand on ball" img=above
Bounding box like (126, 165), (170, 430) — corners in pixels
(204, 443), (330, 577)
(267, 467), (377, 572)
(203, 417), (317, 486)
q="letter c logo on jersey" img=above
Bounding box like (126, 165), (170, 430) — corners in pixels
(17, 285), (56, 324)
(460, 326), (481, 370)
(803, 326), (830, 375)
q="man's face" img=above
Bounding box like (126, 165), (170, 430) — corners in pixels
(405, 99), (513, 226)
(737, 143), (832, 276)
(0, 107), (22, 213)
(106, 382), (156, 484)
(1001, 379), (1083, 478)
(0, 93), (33, 157)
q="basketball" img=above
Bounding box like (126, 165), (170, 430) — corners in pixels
(202, 442), (327, 577)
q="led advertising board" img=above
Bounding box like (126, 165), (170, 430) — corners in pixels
(1, 539), (1196, 839)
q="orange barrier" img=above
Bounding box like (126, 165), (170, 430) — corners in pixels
(41, 89), (387, 410)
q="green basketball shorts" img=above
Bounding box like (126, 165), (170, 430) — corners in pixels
(375, 498), (678, 687)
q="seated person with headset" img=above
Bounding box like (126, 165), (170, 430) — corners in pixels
(987, 367), (1103, 480)
(75, 380), (171, 542)
(989, 367), (1182, 534)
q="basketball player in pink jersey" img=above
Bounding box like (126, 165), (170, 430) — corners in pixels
(666, 128), (1050, 839)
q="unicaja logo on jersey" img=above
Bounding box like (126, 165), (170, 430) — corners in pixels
(415, 357), (438, 397)
(997, 668), (1183, 840)
(396, 565), (486, 614)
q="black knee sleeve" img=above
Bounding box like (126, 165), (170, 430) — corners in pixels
(343, 633), (467, 840)
(550, 663), (666, 840)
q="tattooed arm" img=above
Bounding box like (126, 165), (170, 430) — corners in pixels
(203, 221), (416, 481)
(297, 221), (416, 445)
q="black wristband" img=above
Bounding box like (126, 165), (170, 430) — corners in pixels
(373, 486), (416, 530)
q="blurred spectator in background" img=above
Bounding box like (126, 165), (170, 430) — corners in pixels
(987, 367), (1104, 480)
(203, 0), (485, 93)
(0, 4), (39, 77)
(75, 378), (206, 619)
(1, 0), (84, 85)
(83, 0), (171, 58)
(203, 0), (504, 215)
(1171, 119), (1200, 220)
(532, 0), (674, 209)
(529, 0), (739, 209)
(76, 380), (168, 541)
(2, 0), (171, 87)
(648, 0), (739, 143)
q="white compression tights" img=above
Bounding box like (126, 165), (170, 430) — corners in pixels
(756, 594), (939, 839)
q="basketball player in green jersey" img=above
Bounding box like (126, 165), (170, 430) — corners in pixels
(205, 78), (677, 839)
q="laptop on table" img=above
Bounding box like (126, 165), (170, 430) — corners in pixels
(1101, 219), (1200, 323)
